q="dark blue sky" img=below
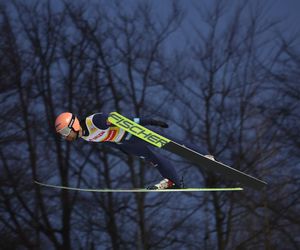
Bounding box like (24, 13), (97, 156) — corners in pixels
(57, 0), (300, 41)
(117, 0), (298, 55)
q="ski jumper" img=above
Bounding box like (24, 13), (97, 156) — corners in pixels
(80, 113), (181, 186)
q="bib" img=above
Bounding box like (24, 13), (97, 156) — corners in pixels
(81, 114), (125, 142)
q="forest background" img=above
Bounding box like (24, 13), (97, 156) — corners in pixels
(0, 0), (299, 249)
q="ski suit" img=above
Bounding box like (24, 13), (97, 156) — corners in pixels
(79, 113), (181, 186)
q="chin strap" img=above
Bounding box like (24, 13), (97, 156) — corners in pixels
(76, 130), (80, 139)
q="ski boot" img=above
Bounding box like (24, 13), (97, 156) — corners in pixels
(147, 178), (184, 190)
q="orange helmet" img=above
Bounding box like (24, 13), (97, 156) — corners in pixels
(55, 112), (81, 137)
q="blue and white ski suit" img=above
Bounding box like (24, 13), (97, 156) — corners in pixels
(80, 113), (181, 186)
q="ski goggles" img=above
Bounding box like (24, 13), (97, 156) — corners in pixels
(57, 114), (76, 137)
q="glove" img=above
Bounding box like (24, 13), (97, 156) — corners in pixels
(150, 119), (169, 128)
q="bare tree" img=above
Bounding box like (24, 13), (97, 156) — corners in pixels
(160, 1), (299, 249)
(1, 0), (299, 250)
(1, 0), (186, 249)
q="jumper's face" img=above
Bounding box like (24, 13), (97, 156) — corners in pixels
(65, 130), (78, 141)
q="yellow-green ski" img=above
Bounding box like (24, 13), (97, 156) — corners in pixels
(108, 112), (267, 191)
(35, 181), (243, 192)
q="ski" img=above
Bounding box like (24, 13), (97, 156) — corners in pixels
(35, 181), (243, 192)
(108, 112), (267, 191)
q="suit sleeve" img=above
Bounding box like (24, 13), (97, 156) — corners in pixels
(92, 113), (110, 130)
(93, 113), (169, 129)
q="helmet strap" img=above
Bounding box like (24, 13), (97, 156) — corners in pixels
(69, 114), (75, 128)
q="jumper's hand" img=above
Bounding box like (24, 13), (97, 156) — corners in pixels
(150, 120), (169, 128)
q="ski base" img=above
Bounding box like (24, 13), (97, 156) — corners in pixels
(35, 181), (243, 192)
